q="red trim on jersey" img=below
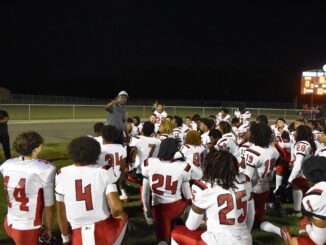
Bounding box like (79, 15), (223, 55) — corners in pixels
(246, 148), (261, 156)
(244, 174), (251, 182)
(144, 159), (149, 167)
(321, 148), (326, 152)
(193, 180), (208, 190)
(184, 163), (191, 172)
(218, 138), (227, 144)
(184, 144), (190, 148)
(305, 189), (323, 196)
(34, 188), (44, 226)
(102, 165), (112, 170)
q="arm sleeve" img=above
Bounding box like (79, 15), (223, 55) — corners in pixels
(244, 152), (257, 180)
(142, 178), (151, 210)
(181, 181), (192, 200)
(41, 165), (56, 207)
(288, 154), (304, 183)
(185, 209), (204, 230)
(104, 168), (118, 195)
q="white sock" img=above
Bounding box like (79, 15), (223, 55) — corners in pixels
(293, 189), (303, 212)
(274, 175), (283, 192)
(260, 221), (281, 237)
(120, 189), (128, 197)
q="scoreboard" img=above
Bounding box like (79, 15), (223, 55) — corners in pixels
(301, 71), (326, 95)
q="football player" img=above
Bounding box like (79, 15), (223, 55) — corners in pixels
(216, 108), (231, 126)
(153, 102), (168, 126)
(56, 137), (128, 245)
(142, 138), (192, 244)
(199, 118), (212, 145)
(171, 151), (254, 245)
(1, 132), (56, 245)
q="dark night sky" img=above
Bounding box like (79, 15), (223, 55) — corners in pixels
(1, 1), (326, 102)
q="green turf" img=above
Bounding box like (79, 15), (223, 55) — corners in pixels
(0, 144), (303, 245)
(2, 104), (307, 122)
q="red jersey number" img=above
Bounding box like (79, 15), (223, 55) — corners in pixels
(75, 180), (93, 211)
(4, 176), (29, 211)
(152, 174), (178, 195)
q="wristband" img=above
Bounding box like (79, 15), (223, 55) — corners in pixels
(61, 234), (71, 243)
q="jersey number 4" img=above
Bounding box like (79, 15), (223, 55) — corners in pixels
(4, 176), (29, 211)
(75, 179), (93, 211)
(217, 191), (247, 225)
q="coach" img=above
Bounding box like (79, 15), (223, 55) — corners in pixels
(0, 109), (11, 159)
(105, 91), (129, 131)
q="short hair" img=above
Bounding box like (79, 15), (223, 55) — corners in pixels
(218, 121), (232, 134)
(202, 151), (239, 190)
(192, 114), (201, 122)
(173, 115), (183, 127)
(296, 125), (316, 152)
(102, 125), (120, 143)
(184, 130), (202, 146)
(143, 121), (155, 136)
(276, 117), (286, 124)
(68, 136), (101, 165)
(249, 123), (272, 148)
(256, 115), (269, 125)
(126, 117), (133, 123)
(231, 117), (240, 124)
(303, 156), (326, 183)
(158, 138), (180, 161)
(93, 122), (105, 133)
(13, 131), (44, 156)
(150, 113), (157, 118)
(209, 129), (222, 139)
(166, 115), (173, 121)
(160, 120), (173, 134)
(201, 118), (213, 129)
(220, 108), (229, 114)
(133, 116), (141, 126)
(185, 116), (191, 120)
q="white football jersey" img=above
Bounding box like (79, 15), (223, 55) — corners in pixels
(154, 111), (168, 125)
(288, 141), (312, 183)
(129, 135), (161, 171)
(216, 112), (231, 126)
(142, 158), (191, 205)
(215, 133), (241, 162)
(190, 121), (198, 131)
(239, 142), (253, 161)
(191, 175), (253, 239)
(173, 127), (184, 147)
(98, 143), (127, 181)
(316, 147), (326, 157)
(235, 111), (251, 124)
(233, 122), (250, 145)
(88, 135), (103, 145)
(302, 182), (326, 220)
(180, 144), (207, 180)
(157, 133), (174, 141)
(0, 157), (56, 230)
(55, 164), (117, 229)
(201, 131), (211, 145)
(244, 145), (279, 193)
(271, 125), (289, 143)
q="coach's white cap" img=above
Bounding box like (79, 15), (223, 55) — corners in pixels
(118, 90), (129, 97)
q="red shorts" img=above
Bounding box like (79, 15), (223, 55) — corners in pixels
(4, 216), (40, 245)
(297, 235), (322, 245)
(72, 216), (127, 245)
(171, 226), (207, 245)
(152, 199), (190, 242)
(253, 191), (269, 225)
(292, 177), (309, 195)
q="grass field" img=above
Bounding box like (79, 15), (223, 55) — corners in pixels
(1, 104), (307, 122)
(0, 143), (303, 245)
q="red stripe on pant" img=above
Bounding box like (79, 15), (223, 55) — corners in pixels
(171, 225), (207, 245)
(72, 215), (127, 245)
(253, 191), (269, 225)
(152, 199), (190, 242)
(4, 216), (39, 245)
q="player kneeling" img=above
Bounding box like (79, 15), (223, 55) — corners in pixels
(142, 138), (192, 245)
(55, 136), (128, 245)
(171, 151), (254, 245)
(282, 156), (326, 245)
(0, 131), (56, 245)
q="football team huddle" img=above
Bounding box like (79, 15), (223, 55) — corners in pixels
(1, 102), (326, 245)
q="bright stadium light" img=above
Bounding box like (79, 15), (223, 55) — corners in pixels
(323, 64), (326, 72)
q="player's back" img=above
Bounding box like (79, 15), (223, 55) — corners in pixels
(55, 164), (115, 229)
(180, 144), (206, 179)
(143, 158), (191, 205)
(130, 135), (161, 164)
(192, 174), (252, 233)
(216, 133), (240, 161)
(0, 157), (55, 230)
(245, 145), (279, 193)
